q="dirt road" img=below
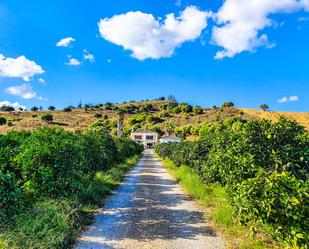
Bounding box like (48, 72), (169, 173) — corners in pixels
(74, 149), (224, 249)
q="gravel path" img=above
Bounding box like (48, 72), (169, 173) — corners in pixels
(74, 149), (225, 249)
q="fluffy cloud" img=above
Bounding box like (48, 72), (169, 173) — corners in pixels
(38, 78), (46, 84)
(277, 95), (299, 103)
(5, 83), (37, 99)
(83, 49), (95, 63)
(0, 101), (26, 110)
(0, 54), (44, 81)
(289, 95), (299, 101)
(212, 0), (309, 59)
(98, 6), (210, 60)
(56, 37), (75, 47)
(5, 83), (47, 100)
(66, 57), (81, 66)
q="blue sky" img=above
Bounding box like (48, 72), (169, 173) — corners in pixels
(0, 0), (308, 111)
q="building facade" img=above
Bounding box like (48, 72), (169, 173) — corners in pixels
(131, 130), (158, 148)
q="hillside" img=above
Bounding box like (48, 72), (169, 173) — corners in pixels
(0, 100), (308, 135)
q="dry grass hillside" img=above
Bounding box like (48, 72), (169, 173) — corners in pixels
(0, 100), (308, 135)
(240, 108), (309, 130)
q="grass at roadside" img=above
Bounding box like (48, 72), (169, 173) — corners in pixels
(0, 155), (139, 249)
(161, 158), (277, 249)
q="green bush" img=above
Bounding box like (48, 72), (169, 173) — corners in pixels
(0, 172), (21, 222)
(233, 170), (308, 245)
(0, 117), (6, 126)
(155, 117), (308, 247)
(15, 127), (84, 197)
(81, 128), (118, 172)
(41, 114), (53, 123)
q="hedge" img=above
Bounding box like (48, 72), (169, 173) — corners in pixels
(0, 126), (143, 222)
(155, 117), (308, 246)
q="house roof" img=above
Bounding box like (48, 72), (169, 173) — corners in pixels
(131, 130), (158, 134)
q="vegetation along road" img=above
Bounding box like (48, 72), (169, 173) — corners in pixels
(75, 149), (224, 249)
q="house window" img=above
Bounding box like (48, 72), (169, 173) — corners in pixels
(134, 135), (142, 140)
(146, 135), (154, 140)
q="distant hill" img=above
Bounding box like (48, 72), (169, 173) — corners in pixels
(0, 100), (308, 135)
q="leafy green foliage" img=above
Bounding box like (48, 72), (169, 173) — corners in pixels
(48, 106), (56, 111)
(0, 106), (15, 112)
(0, 117), (7, 126)
(31, 106), (38, 112)
(155, 117), (308, 246)
(0, 126), (143, 221)
(41, 114), (53, 123)
(221, 102), (234, 108)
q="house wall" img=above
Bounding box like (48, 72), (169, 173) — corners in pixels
(131, 132), (158, 148)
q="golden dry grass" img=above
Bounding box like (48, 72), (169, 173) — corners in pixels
(240, 108), (309, 130)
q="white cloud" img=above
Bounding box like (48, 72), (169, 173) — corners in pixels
(98, 6), (210, 60)
(38, 78), (46, 84)
(56, 37), (75, 47)
(212, 0), (309, 59)
(289, 95), (299, 101)
(0, 54), (44, 81)
(38, 96), (48, 101)
(5, 83), (47, 100)
(277, 95), (299, 103)
(5, 83), (37, 99)
(0, 101), (26, 110)
(83, 49), (95, 63)
(277, 96), (288, 103)
(66, 57), (81, 66)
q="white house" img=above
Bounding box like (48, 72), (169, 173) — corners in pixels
(131, 130), (158, 148)
(159, 134), (182, 143)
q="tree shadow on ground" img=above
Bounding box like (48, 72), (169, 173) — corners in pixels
(75, 152), (218, 248)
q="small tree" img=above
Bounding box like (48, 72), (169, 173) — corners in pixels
(41, 114), (53, 123)
(193, 106), (203, 115)
(31, 106), (39, 112)
(63, 107), (72, 112)
(0, 105), (15, 112)
(260, 104), (269, 111)
(77, 100), (82, 109)
(221, 102), (235, 108)
(94, 113), (102, 119)
(48, 105), (56, 111)
(0, 117), (7, 126)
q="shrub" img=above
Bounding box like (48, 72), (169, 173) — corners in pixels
(221, 102), (234, 108)
(41, 114), (53, 123)
(0, 117), (7, 126)
(63, 107), (72, 112)
(48, 105), (56, 111)
(15, 127), (84, 197)
(233, 170), (308, 245)
(94, 113), (102, 119)
(0, 171), (21, 222)
(0, 106), (15, 112)
(31, 106), (38, 112)
(260, 104), (269, 111)
(193, 106), (203, 115)
(81, 128), (118, 172)
(155, 117), (308, 246)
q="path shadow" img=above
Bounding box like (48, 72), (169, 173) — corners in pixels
(75, 152), (218, 248)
